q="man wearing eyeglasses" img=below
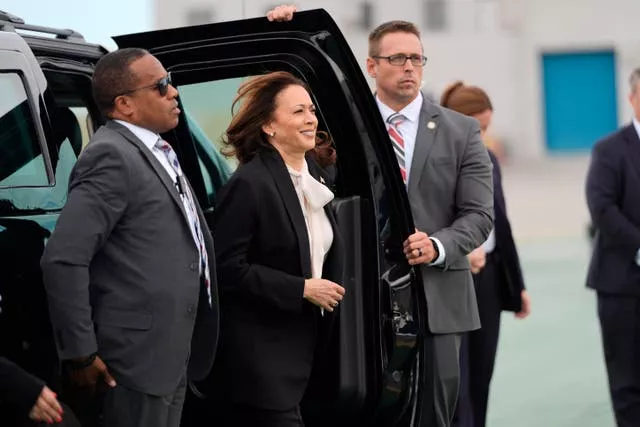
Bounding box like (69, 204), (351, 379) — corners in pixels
(369, 21), (493, 427)
(41, 48), (219, 427)
(267, 6), (493, 427)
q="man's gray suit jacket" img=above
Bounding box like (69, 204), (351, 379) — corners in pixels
(41, 121), (219, 396)
(407, 99), (493, 334)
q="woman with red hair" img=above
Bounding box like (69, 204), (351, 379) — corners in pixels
(441, 81), (531, 427)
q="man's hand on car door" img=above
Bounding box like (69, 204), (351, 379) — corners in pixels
(403, 230), (436, 265)
(266, 4), (297, 22)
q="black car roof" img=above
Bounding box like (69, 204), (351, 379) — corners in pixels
(0, 10), (108, 62)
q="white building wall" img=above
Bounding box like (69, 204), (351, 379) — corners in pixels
(154, 0), (640, 159)
(510, 0), (640, 158)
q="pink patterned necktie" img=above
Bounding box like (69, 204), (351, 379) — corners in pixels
(387, 113), (407, 184)
(155, 139), (211, 306)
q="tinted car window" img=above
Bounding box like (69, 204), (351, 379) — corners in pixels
(0, 72), (84, 213)
(178, 78), (242, 204)
(0, 72), (47, 187)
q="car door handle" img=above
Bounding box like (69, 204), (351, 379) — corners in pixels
(382, 268), (417, 335)
(384, 269), (412, 291)
(381, 266), (419, 372)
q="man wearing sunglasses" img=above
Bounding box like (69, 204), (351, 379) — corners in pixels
(268, 6), (493, 427)
(41, 48), (219, 427)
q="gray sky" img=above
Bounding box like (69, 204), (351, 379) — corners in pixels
(2, 0), (151, 50)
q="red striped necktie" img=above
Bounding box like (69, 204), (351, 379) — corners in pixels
(387, 113), (407, 184)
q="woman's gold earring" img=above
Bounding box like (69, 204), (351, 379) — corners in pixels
(270, 132), (276, 137)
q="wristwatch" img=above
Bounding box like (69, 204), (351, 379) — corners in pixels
(65, 353), (97, 370)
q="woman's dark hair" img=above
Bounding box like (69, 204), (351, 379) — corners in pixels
(222, 71), (335, 166)
(440, 81), (493, 116)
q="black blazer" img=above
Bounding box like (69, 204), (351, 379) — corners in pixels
(212, 148), (344, 411)
(586, 124), (640, 295)
(0, 357), (43, 417)
(487, 150), (526, 312)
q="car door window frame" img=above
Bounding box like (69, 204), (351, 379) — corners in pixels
(0, 45), (55, 185)
(0, 67), (53, 189)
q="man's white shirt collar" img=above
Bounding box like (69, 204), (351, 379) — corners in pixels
(376, 92), (423, 123)
(114, 120), (160, 151)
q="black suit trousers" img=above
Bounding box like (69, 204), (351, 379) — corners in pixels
(454, 255), (502, 427)
(101, 370), (187, 427)
(216, 401), (304, 427)
(598, 293), (640, 427)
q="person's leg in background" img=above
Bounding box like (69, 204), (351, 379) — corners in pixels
(597, 294), (640, 427)
(468, 258), (503, 427)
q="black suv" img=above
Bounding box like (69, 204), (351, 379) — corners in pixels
(0, 9), (427, 426)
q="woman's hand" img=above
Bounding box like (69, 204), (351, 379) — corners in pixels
(28, 386), (63, 424)
(467, 247), (486, 274)
(515, 290), (532, 319)
(304, 279), (345, 312)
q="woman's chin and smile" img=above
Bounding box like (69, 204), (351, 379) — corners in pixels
(298, 128), (317, 150)
(277, 129), (317, 154)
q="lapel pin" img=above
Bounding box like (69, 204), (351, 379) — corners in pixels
(427, 121), (437, 130)
(320, 176), (325, 184)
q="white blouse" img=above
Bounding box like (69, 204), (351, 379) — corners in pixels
(286, 161), (335, 282)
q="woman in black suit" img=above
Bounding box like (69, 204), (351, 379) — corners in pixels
(441, 82), (532, 427)
(212, 71), (345, 427)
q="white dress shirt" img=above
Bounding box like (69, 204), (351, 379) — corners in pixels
(288, 161), (335, 314)
(376, 94), (446, 265)
(482, 229), (496, 254)
(287, 161), (335, 279)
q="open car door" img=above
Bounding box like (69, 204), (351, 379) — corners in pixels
(114, 9), (427, 427)
(0, 28), (69, 425)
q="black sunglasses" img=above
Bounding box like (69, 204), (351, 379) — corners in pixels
(116, 72), (172, 99)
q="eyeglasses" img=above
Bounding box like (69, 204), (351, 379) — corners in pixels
(115, 73), (173, 99)
(372, 54), (428, 67)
